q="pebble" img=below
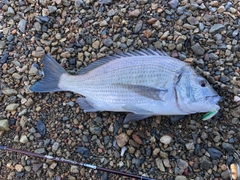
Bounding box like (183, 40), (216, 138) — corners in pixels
(0, 41), (6, 49)
(34, 148), (46, 154)
(187, 16), (199, 25)
(115, 133), (129, 148)
(209, 24), (225, 34)
(155, 158), (165, 171)
(129, 9), (141, 17)
(20, 135), (29, 143)
(134, 20), (143, 33)
(18, 19), (27, 33)
(70, 166), (79, 173)
(15, 164), (24, 172)
(207, 148), (223, 160)
(92, 41), (100, 49)
(191, 43), (205, 55)
(103, 37), (113, 47)
(132, 134), (143, 145)
(52, 142), (60, 152)
(168, 0), (179, 9)
(90, 126), (102, 135)
(2, 88), (17, 95)
(32, 50), (45, 58)
(175, 176), (188, 180)
(5, 103), (19, 111)
(76, 147), (90, 158)
(0, 119), (10, 131)
(160, 135), (172, 145)
(37, 120), (46, 137)
(7, 7), (15, 16)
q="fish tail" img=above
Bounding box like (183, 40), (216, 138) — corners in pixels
(30, 54), (67, 92)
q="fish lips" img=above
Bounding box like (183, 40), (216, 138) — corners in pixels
(206, 95), (221, 104)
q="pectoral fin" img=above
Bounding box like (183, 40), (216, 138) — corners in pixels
(124, 113), (152, 123)
(113, 83), (167, 101)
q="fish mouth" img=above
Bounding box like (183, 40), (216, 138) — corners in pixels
(206, 95), (221, 104)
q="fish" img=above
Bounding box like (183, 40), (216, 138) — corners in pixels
(30, 49), (221, 123)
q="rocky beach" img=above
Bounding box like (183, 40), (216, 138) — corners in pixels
(0, 0), (240, 179)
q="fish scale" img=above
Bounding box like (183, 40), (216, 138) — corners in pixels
(30, 49), (221, 123)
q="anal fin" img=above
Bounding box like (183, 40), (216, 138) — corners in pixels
(124, 113), (152, 123)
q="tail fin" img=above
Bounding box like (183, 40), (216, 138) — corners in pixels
(30, 54), (67, 92)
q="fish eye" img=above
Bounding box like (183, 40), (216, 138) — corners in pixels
(199, 80), (207, 87)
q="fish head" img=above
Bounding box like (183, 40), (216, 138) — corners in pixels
(176, 66), (221, 114)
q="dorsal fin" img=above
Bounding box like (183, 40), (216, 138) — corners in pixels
(77, 48), (169, 75)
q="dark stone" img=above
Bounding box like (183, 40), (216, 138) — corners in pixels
(37, 120), (46, 137)
(104, 136), (110, 145)
(103, 37), (113, 47)
(0, 33), (4, 39)
(113, 121), (119, 135)
(101, 172), (108, 180)
(85, 36), (92, 45)
(37, 16), (50, 23)
(69, 58), (76, 65)
(76, 147), (90, 158)
(16, 171), (25, 177)
(208, 147), (222, 160)
(222, 142), (235, 155)
(9, 118), (16, 125)
(201, 160), (212, 170)
(0, 53), (9, 63)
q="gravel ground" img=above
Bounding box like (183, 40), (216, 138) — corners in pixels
(1, 0), (240, 179)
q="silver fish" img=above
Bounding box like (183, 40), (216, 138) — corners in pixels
(30, 49), (220, 123)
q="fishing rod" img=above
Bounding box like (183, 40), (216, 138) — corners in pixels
(0, 145), (155, 180)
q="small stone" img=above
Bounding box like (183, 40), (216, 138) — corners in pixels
(90, 126), (102, 135)
(37, 120), (46, 137)
(32, 164), (42, 172)
(221, 170), (230, 179)
(175, 176), (188, 180)
(18, 19), (27, 33)
(34, 148), (46, 154)
(191, 43), (205, 55)
(177, 159), (188, 174)
(7, 7), (15, 16)
(201, 160), (212, 170)
(52, 142), (60, 152)
(209, 24), (225, 34)
(160, 135), (172, 145)
(160, 31), (169, 40)
(15, 164), (24, 172)
(60, 51), (71, 58)
(129, 9), (141, 17)
(116, 133), (129, 148)
(100, 20), (108, 27)
(29, 66), (38, 75)
(156, 158), (165, 171)
(92, 41), (100, 49)
(217, 6), (225, 13)
(168, 0), (179, 9)
(20, 135), (29, 143)
(163, 158), (171, 168)
(107, 9), (115, 16)
(0, 119), (10, 131)
(208, 147), (222, 160)
(70, 165), (79, 173)
(6, 103), (19, 111)
(134, 20), (143, 33)
(187, 16), (199, 25)
(132, 134), (143, 145)
(136, 0), (147, 4)
(0, 41), (6, 49)
(2, 88), (17, 95)
(143, 30), (152, 38)
(185, 142), (194, 150)
(48, 6), (57, 13)
(32, 50), (45, 58)
(76, 147), (90, 158)
(103, 37), (113, 47)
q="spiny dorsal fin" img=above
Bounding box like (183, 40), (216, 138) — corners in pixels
(77, 48), (169, 75)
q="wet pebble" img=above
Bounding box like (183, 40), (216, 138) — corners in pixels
(18, 19), (27, 33)
(37, 120), (46, 137)
(76, 147), (90, 158)
(103, 37), (113, 47)
(0, 119), (10, 131)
